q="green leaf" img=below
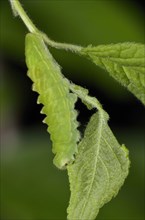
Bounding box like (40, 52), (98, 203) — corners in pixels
(67, 110), (130, 220)
(81, 43), (145, 105)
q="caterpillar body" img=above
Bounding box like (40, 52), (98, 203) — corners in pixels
(25, 33), (80, 169)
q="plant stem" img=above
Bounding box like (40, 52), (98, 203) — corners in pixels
(9, 0), (38, 33)
(9, 0), (83, 53)
(69, 83), (103, 111)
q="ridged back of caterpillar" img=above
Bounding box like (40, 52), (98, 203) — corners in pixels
(25, 33), (80, 169)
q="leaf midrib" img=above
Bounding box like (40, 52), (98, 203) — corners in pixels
(79, 111), (104, 217)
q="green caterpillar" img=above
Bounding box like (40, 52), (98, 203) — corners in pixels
(25, 33), (80, 169)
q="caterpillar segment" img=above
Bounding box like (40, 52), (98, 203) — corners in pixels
(25, 33), (80, 169)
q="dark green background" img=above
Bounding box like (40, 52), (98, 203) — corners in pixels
(0, 0), (145, 219)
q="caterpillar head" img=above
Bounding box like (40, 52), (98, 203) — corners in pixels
(53, 150), (75, 170)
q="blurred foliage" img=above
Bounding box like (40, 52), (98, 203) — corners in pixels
(1, 128), (144, 220)
(0, 0), (145, 220)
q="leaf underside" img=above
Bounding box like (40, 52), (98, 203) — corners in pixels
(81, 43), (145, 105)
(67, 110), (130, 220)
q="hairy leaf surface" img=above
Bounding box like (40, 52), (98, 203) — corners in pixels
(81, 43), (145, 105)
(67, 110), (130, 220)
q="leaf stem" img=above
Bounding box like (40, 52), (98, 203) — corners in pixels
(41, 32), (83, 53)
(69, 83), (103, 111)
(9, 0), (83, 53)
